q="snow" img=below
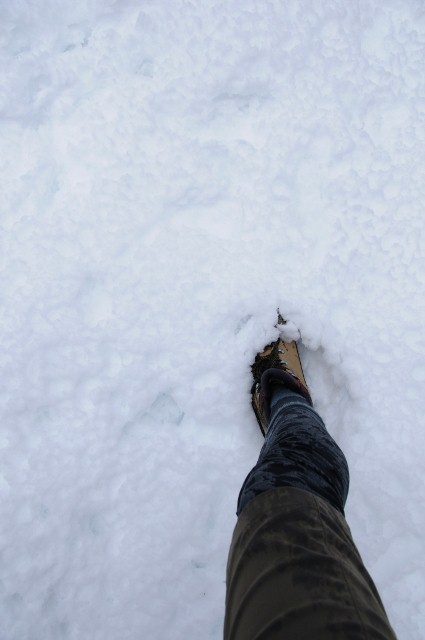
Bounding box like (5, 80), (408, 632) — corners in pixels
(0, 0), (424, 638)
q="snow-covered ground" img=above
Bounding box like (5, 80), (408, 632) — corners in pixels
(1, 1), (424, 638)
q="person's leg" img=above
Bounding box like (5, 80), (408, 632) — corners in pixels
(224, 337), (397, 640)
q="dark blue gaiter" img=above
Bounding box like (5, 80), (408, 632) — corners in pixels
(237, 386), (350, 516)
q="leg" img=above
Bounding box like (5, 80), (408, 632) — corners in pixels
(224, 335), (397, 640)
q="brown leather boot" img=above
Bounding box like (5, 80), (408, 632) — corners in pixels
(251, 337), (312, 436)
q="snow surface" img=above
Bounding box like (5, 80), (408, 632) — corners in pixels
(1, 0), (424, 638)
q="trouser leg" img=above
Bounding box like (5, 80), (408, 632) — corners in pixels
(225, 487), (397, 640)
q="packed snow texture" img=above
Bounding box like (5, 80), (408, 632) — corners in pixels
(1, 1), (424, 638)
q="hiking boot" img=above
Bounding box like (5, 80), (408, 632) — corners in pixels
(251, 337), (312, 436)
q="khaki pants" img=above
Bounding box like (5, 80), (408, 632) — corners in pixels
(225, 487), (397, 640)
